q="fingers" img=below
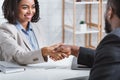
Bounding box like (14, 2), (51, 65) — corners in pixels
(55, 45), (71, 53)
(49, 52), (65, 61)
(49, 52), (70, 61)
(45, 43), (71, 61)
(50, 43), (64, 50)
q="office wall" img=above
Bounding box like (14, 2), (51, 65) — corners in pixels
(38, 0), (62, 45)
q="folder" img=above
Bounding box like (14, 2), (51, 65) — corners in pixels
(0, 61), (25, 74)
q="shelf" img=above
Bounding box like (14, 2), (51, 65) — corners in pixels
(102, 1), (107, 4)
(65, 26), (99, 34)
(66, 0), (107, 5)
(62, 0), (103, 47)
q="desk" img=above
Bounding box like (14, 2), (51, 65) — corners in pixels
(0, 56), (90, 80)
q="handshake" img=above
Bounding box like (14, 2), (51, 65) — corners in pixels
(41, 43), (79, 61)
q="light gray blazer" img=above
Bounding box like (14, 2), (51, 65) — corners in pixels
(0, 22), (47, 65)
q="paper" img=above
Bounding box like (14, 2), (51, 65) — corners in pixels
(0, 61), (25, 74)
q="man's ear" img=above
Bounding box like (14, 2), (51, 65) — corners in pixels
(107, 7), (113, 19)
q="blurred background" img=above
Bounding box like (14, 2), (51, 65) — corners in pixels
(0, 0), (107, 47)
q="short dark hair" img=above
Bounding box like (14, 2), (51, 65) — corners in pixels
(108, 0), (120, 19)
(2, 0), (40, 24)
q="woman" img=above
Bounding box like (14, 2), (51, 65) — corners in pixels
(0, 0), (65, 65)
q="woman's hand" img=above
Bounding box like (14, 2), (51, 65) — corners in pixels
(41, 43), (68, 61)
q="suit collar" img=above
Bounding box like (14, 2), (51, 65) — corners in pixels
(31, 23), (40, 48)
(15, 22), (33, 50)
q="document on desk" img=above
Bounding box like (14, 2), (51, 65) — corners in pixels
(26, 57), (73, 69)
(26, 62), (68, 69)
(0, 61), (25, 74)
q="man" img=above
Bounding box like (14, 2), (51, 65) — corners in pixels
(55, 0), (120, 80)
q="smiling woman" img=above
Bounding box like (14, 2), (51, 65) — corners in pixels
(17, 0), (36, 29)
(0, 0), (68, 65)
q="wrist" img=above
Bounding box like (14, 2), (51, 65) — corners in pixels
(41, 47), (49, 57)
(71, 45), (79, 57)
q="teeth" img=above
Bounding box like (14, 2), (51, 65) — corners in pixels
(26, 16), (32, 18)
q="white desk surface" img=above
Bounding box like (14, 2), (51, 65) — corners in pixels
(0, 56), (90, 80)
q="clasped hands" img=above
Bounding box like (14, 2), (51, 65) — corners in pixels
(42, 43), (71, 61)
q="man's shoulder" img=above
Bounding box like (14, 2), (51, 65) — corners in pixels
(97, 28), (120, 49)
(110, 28), (120, 37)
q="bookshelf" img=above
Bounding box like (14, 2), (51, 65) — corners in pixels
(62, 0), (107, 48)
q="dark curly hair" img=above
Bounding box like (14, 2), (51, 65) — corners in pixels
(2, 0), (40, 24)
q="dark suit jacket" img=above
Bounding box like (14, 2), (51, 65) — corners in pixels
(77, 28), (120, 80)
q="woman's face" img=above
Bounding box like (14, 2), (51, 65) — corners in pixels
(17, 0), (36, 23)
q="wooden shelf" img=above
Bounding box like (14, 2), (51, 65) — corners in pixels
(65, 25), (99, 34)
(62, 0), (103, 47)
(66, 0), (99, 4)
(66, 0), (107, 5)
(103, 1), (107, 4)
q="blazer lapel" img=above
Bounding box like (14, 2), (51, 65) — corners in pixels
(18, 30), (33, 50)
(32, 25), (40, 48)
(31, 23), (46, 48)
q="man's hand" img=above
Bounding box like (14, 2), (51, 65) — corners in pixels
(42, 43), (67, 61)
(54, 44), (71, 57)
(42, 43), (79, 61)
(54, 44), (79, 57)
(48, 44), (72, 61)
